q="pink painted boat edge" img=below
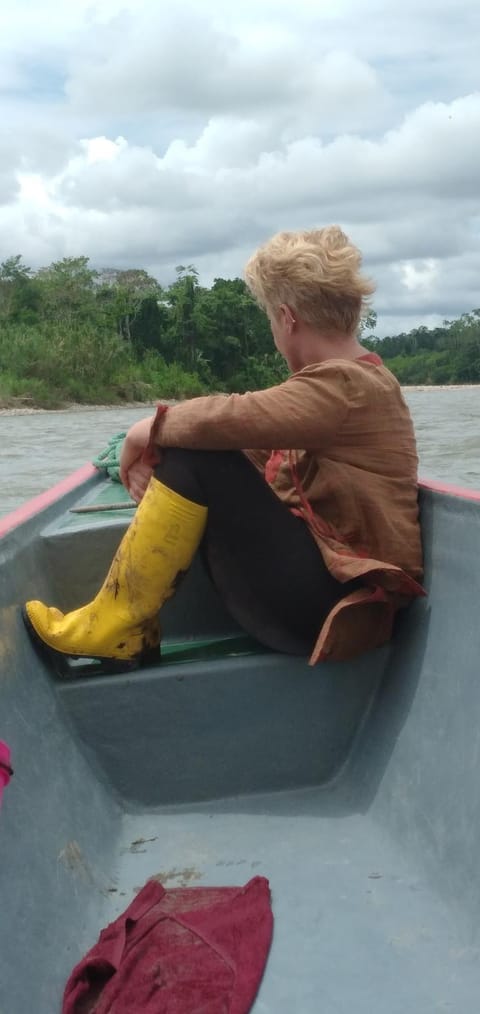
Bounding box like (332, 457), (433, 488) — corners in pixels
(419, 478), (480, 503)
(0, 465), (479, 542)
(0, 463), (98, 539)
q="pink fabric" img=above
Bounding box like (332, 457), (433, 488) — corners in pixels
(63, 876), (273, 1014)
(264, 449), (285, 486)
(356, 352), (383, 365)
(0, 741), (13, 808)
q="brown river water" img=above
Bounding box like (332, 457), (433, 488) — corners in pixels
(1, 388), (480, 518)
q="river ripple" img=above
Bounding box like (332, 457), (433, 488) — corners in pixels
(1, 388), (480, 517)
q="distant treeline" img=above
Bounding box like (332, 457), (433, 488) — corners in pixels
(0, 255), (284, 407)
(0, 254), (479, 407)
(364, 310), (480, 384)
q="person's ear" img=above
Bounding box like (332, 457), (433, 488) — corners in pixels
(280, 304), (296, 334)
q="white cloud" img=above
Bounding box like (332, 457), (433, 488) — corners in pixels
(398, 260), (439, 295)
(0, 0), (479, 334)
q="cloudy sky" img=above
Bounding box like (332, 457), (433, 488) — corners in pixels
(1, 0), (479, 336)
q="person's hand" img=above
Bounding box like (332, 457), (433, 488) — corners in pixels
(125, 459), (153, 503)
(119, 416), (156, 496)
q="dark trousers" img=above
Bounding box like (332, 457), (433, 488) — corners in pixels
(154, 449), (348, 655)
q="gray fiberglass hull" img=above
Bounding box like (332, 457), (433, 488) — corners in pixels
(1, 467), (479, 1012)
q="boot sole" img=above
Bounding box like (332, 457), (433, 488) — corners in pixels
(21, 606), (153, 679)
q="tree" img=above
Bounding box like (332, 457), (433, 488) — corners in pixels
(359, 308), (377, 336)
(36, 257), (98, 326)
(186, 277), (273, 382)
(167, 266), (200, 371)
(0, 255), (39, 323)
(95, 267), (163, 346)
(0, 254), (31, 283)
(129, 296), (171, 357)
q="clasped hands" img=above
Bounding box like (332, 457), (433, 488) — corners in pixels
(119, 415), (158, 504)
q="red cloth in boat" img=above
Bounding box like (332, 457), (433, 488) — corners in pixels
(63, 876), (272, 1013)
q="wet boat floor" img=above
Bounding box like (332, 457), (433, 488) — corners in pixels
(98, 787), (479, 1014)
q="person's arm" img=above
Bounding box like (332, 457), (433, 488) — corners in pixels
(119, 416), (155, 497)
(152, 363), (352, 451)
(119, 363), (353, 497)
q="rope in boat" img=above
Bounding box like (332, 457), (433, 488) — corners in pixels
(92, 432), (125, 482)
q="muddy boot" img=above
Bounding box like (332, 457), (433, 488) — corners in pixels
(24, 478), (207, 671)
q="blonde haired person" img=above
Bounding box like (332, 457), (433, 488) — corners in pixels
(25, 227), (423, 671)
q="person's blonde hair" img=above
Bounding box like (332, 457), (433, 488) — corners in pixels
(244, 226), (375, 334)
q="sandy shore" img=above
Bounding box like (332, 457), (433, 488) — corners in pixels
(404, 384), (480, 393)
(1, 386), (480, 415)
(0, 401), (162, 417)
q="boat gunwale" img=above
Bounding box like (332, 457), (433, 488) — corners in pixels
(1, 466), (480, 542)
(0, 463), (98, 539)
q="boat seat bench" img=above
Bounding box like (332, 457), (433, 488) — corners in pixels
(39, 475), (388, 804)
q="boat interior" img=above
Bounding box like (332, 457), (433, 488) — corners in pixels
(1, 473), (480, 1012)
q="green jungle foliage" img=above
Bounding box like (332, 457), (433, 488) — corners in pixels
(0, 254), (478, 407)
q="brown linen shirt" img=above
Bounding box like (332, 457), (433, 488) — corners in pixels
(148, 354), (424, 663)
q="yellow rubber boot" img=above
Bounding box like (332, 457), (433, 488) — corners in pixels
(24, 478), (207, 667)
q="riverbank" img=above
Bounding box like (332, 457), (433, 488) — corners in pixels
(1, 385), (480, 415)
(404, 384), (480, 392)
(0, 400), (161, 416)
